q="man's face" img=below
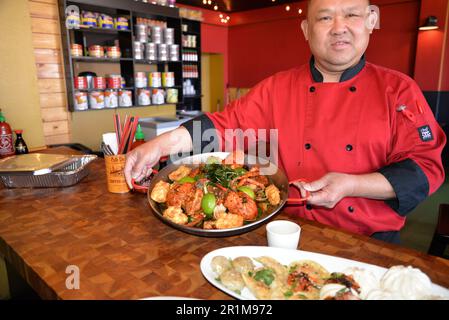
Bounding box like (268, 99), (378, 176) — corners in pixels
(302, 0), (375, 71)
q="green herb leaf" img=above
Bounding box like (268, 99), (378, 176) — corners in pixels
(254, 268), (275, 286)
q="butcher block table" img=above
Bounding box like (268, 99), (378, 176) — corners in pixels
(1, 152), (449, 299)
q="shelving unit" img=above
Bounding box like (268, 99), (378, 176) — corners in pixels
(58, 0), (189, 112)
(180, 18), (202, 111)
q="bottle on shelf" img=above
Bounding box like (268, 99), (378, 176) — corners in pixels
(0, 109), (15, 158)
(131, 124), (146, 150)
(14, 130), (29, 155)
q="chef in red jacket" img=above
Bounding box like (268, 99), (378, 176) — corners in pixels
(125, 0), (446, 243)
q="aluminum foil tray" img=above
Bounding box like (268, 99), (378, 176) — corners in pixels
(0, 155), (97, 188)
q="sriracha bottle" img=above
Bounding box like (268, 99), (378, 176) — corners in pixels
(0, 109), (15, 158)
(130, 124), (146, 150)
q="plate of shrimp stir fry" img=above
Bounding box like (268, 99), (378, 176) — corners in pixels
(147, 152), (289, 236)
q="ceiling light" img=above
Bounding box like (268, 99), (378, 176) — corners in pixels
(298, 9), (303, 14)
(286, 5), (290, 11)
(203, 0), (207, 4)
(419, 16), (438, 31)
(219, 13), (223, 18)
(226, 16), (230, 20)
(214, 5), (218, 10)
(207, 0), (212, 5)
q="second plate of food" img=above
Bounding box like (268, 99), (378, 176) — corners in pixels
(146, 152), (289, 237)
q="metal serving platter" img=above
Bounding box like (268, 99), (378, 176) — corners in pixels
(147, 152), (289, 237)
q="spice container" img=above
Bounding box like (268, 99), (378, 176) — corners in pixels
(145, 42), (157, 61)
(169, 44), (179, 61)
(162, 72), (175, 87)
(134, 41), (144, 60)
(149, 72), (161, 88)
(164, 28), (175, 44)
(137, 89), (151, 106)
(70, 44), (83, 57)
(152, 26), (162, 44)
(119, 90), (133, 107)
(135, 24), (148, 43)
(74, 76), (88, 89)
(152, 89), (165, 105)
(104, 89), (118, 108)
(158, 44), (168, 61)
(73, 91), (88, 110)
(81, 11), (97, 27)
(89, 45), (104, 58)
(166, 88), (178, 103)
(135, 72), (148, 88)
(98, 14), (114, 29)
(106, 74), (122, 89)
(88, 90), (105, 109)
(115, 17), (129, 30)
(106, 46), (121, 59)
(93, 77), (106, 89)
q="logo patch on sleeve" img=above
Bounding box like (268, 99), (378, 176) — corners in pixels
(418, 125), (434, 142)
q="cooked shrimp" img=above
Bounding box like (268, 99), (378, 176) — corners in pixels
(265, 184), (281, 206)
(224, 191), (258, 221)
(184, 188), (204, 215)
(215, 212), (244, 229)
(163, 206), (188, 225)
(166, 182), (194, 207)
(168, 165), (191, 181)
(150, 180), (170, 203)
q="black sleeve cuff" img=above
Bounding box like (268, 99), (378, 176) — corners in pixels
(182, 114), (219, 154)
(378, 159), (429, 216)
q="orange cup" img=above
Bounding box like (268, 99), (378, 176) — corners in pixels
(104, 154), (130, 193)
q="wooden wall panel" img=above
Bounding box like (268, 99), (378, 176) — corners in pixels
(36, 63), (63, 79)
(29, 0), (70, 144)
(31, 17), (60, 34)
(37, 79), (65, 93)
(34, 48), (61, 64)
(32, 33), (61, 49)
(29, 2), (59, 19)
(39, 92), (66, 109)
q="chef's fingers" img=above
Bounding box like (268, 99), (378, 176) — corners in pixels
(302, 177), (328, 192)
(124, 152), (137, 189)
(291, 181), (309, 198)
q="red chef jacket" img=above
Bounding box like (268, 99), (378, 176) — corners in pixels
(182, 58), (446, 236)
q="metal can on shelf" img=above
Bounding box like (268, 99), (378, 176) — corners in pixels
(106, 46), (121, 58)
(134, 41), (144, 60)
(81, 11), (97, 27)
(74, 76), (88, 89)
(135, 24), (148, 43)
(114, 17), (129, 30)
(145, 42), (157, 61)
(162, 72), (175, 87)
(119, 90), (133, 107)
(88, 90), (105, 109)
(152, 89), (165, 105)
(98, 14), (114, 29)
(73, 91), (88, 111)
(93, 76), (106, 89)
(137, 88), (151, 106)
(166, 88), (178, 103)
(88, 45), (104, 58)
(164, 28), (175, 44)
(135, 72), (147, 88)
(106, 74), (122, 89)
(104, 89), (118, 108)
(70, 44), (83, 57)
(152, 26), (162, 44)
(158, 44), (168, 61)
(169, 44), (179, 61)
(149, 72), (161, 88)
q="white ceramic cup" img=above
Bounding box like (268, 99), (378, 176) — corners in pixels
(266, 220), (301, 249)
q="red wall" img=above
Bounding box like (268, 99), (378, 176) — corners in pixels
(228, 0), (420, 88)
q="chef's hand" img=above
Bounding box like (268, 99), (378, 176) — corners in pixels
(124, 140), (162, 189)
(299, 173), (356, 209)
(124, 127), (193, 189)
